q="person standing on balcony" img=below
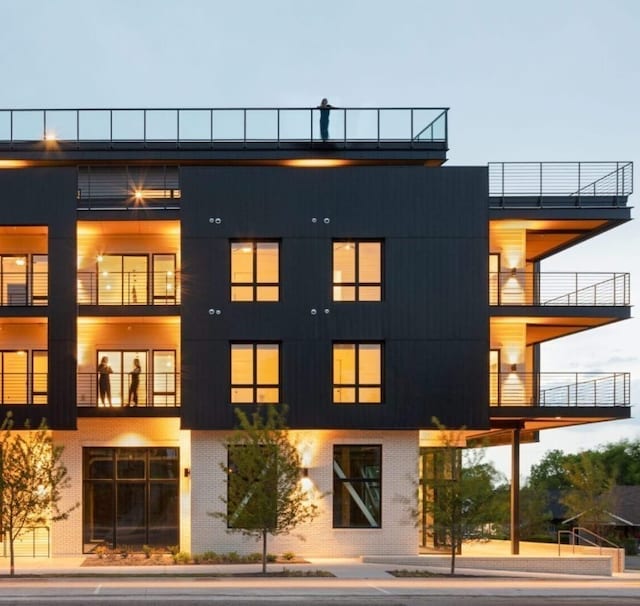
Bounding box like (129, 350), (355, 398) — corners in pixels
(317, 98), (334, 142)
(98, 356), (113, 406)
(127, 357), (141, 406)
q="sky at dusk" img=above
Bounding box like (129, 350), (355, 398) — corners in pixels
(1, 0), (638, 480)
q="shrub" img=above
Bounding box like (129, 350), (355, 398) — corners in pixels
(282, 551), (295, 561)
(201, 550), (220, 563)
(142, 544), (153, 559)
(246, 552), (262, 562)
(266, 553), (277, 563)
(224, 551), (240, 563)
(173, 551), (191, 564)
(167, 544), (180, 556)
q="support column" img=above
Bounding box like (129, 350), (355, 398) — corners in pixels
(510, 427), (521, 555)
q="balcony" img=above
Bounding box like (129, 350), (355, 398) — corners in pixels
(77, 371), (180, 408)
(490, 372), (630, 408)
(78, 270), (180, 306)
(0, 106), (447, 148)
(489, 161), (632, 207)
(0, 372), (47, 405)
(489, 272), (630, 307)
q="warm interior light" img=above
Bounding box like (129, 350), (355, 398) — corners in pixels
(0, 160), (30, 169)
(44, 131), (57, 141)
(134, 190), (143, 201)
(15, 257), (26, 266)
(281, 159), (352, 168)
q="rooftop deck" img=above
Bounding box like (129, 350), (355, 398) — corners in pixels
(0, 107), (449, 164)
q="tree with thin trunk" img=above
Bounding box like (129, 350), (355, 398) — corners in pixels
(561, 452), (614, 537)
(211, 405), (321, 573)
(0, 413), (78, 576)
(425, 418), (506, 575)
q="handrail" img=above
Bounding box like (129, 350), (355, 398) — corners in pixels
(0, 107), (449, 146)
(558, 526), (620, 555)
(489, 161), (633, 199)
(490, 372), (630, 407)
(489, 271), (629, 307)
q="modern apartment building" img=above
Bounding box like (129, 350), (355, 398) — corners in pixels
(0, 107), (632, 557)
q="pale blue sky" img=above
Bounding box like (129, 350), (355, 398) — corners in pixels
(2, 0), (638, 479)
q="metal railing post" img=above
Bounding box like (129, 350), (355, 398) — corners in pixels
(109, 110), (113, 146)
(143, 109), (147, 145)
(277, 109), (280, 148)
(176, 110), (180, 147)
(243, 108), (247, 148)
(43, 110), (47, 140)
(377, 108), (380, 147)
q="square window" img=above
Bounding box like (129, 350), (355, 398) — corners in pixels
(231, 241), (279, 302)
(333, 343), (382, 405)
(333, 241), (382, 301)
(231, 343), (280, 404)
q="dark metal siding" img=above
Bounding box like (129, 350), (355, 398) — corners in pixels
(181, 166), (489, 430)
(0, 167), (77, 429)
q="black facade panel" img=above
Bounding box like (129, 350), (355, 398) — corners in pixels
(0, 168), (78, 429)
(180, 166), (489, 430)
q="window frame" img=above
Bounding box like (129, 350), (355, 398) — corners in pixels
(332, 342), (383, 405)
(332, 239), (383, 302)
(332, 444), (382, 528)
(230, 342), (281, 405)
(230, 240), (280, 302)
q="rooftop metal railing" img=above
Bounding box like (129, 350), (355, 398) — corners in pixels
(490, 372), (630, 407)
(0, 107), (448, 147)
(489, 161), (633, 202)
(489, 272), (630, 306)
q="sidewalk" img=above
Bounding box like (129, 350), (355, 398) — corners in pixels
(3, 556), (640, 580)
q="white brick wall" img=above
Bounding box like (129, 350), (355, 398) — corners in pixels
(191, 429), (419, 558)
(49, 424), (419, 558)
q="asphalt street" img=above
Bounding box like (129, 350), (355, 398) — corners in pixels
(0, 576), (639, 605)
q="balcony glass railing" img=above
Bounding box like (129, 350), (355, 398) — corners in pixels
(0, 107), (448, 146)
(0, 372), (47, 405)
(490, 372), (630, 407)
(77, 371), (180, 407)
(489, 272), (630, 307)
(77, 271), (180, 305)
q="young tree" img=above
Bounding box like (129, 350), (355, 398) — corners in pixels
(424, 418), (507, 575)
(211, 405), (320, 573)
(0, 413), (78, 576)
(561, 452), (614, 536)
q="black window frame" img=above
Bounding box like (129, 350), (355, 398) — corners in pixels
(230, 240), (280, 302)
(332, 239), (383, 302)
(332, 341), (384, 405)
(332, 444), (382, 528)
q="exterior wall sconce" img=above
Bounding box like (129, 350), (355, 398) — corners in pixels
(510, 363), (517, 372)
(184, 467), (191, 478)
(510, 267), (517, 276)
(300, 467), (309, 478)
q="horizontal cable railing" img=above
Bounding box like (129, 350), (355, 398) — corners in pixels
(77, 166), (180, 201)
(490, 372), (630, 407)
(489, 272), (630, 306)
(2, 526), (50, 558)
(77, 271), (180, 305)
(0, 107), (448, 146)
(77, 371), (180, 407)
(0, 373), (47, 405)
(489, 162), (633, 200)
(0, 273), (48, 306)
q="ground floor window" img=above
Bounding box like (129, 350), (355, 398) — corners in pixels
(83, 447), (179, 552)
(333, 445), (381, 528)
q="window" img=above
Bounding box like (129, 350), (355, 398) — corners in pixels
(97, 254), (148, 305)
(333, 445), (381, 528)
(231, 241), (279, 301)
(333, 241), (382, 301)
(231, 343), (280, 404)
(333, 343), (382, 404)
(82, 447), (179, 551)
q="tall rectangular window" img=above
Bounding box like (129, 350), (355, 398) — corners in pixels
(333, 343), (382, 404)
(333, 445), (381, 528)
(333, 240), (382, 301)
(231, 241), (279, 301)
(231, 343), (280, 404)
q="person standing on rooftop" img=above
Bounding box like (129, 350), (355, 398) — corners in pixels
(317, 98), (334, 142)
